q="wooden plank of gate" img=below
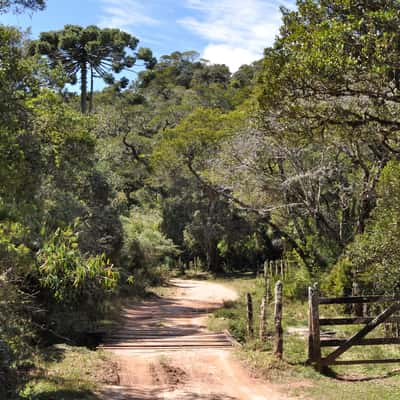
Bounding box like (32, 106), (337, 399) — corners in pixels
(320, 317), (400, 325)
(319, 296), (400, 304)
(321, 337), (400, 347)
(331, 359), (400, 365)
(322, 302), (400, 366)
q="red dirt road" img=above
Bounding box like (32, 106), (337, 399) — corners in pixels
(100, 279), (295, 400)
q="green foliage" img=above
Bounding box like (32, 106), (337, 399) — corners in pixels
(283, 265), (312, 300)
(0, 284), (34, 399)
(153, 107), (244, 171)
(33, 224), (120, 338)
(322, 256), (354, 297)
(0, 224), (36, 399)
(228, 0), (400, 269)
(347, 161), (400, 295)
(121, 207), (178, 285)
(0, 222), (32, 273)
(37, 224), (119, 305)
(0, 25), (38, 125)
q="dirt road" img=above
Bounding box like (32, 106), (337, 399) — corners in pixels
(100, 279), (294, 400)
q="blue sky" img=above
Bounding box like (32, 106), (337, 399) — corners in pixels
(2, 0), (295, 73)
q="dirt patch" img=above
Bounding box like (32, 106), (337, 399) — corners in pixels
(160, 358), (187, 387)
(148, 358), (186, 388)
(93, 357), (120, 385)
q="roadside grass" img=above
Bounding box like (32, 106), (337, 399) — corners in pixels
(208, 274), (400, 400)
(19, 345), (118, 400)
(173, 267), (214, 280)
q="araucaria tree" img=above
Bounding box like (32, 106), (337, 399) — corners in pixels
(0, 0), (45, 13)
(32, 25), (156, 113)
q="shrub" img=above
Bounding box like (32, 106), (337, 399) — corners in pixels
(37, 224), (119, 336)
(345, 161), (400, 295)
(120, 207), (178, 285)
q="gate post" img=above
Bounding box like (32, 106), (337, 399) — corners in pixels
(274, 281), (283, 358)
(352, 282), (363, 317)
(246, 293), (254, 338)
(259, 295), (267, 341)
(308, 284), (321, 369)
(263, 261), (268, 279)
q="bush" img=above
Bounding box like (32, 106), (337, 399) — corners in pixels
(0, 222), (37, 397)
(283, 265), (312, 300)
(322, 256), (354, 297)
(345, 161), (400, 295)
(37, 223), (119, 336)
(120, 207), (178, 285)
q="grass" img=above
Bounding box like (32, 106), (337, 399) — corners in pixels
(207, 273), (400, 400)
(19, 345), (118, 400)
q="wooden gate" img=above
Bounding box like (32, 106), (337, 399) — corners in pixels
(308, 285), (400, 370)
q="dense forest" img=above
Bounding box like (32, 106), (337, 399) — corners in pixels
(3, 0), (400, 397)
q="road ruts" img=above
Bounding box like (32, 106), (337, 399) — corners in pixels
(99, 279), (235, 352)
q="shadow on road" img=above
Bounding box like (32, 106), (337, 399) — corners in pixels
(102, 386), (239, 400)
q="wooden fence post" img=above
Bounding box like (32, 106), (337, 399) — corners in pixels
(352, 282), (363, 317)
(274, 281), (283, 358)
(263, 261), (271, 301)
(259, 295), (267, 341)
(308, 286), (313, 362)
(308, 284), (321, 369)
(246, 293), (254, 338)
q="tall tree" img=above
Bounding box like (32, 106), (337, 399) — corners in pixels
(0, 0), (45, 13)
(207, 0), (400, 268)
(32, 25), (156, 113)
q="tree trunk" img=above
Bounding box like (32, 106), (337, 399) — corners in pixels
(89, 66), (94, 114)
(80, 62), (88, 114)
(205, 189), (223, 273)
(206, 236), (222, 273)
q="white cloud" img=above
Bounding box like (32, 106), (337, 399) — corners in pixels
(99, 0), (159, 30)
(203, 44), (258, 73)
(180, 0), (290, 72)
